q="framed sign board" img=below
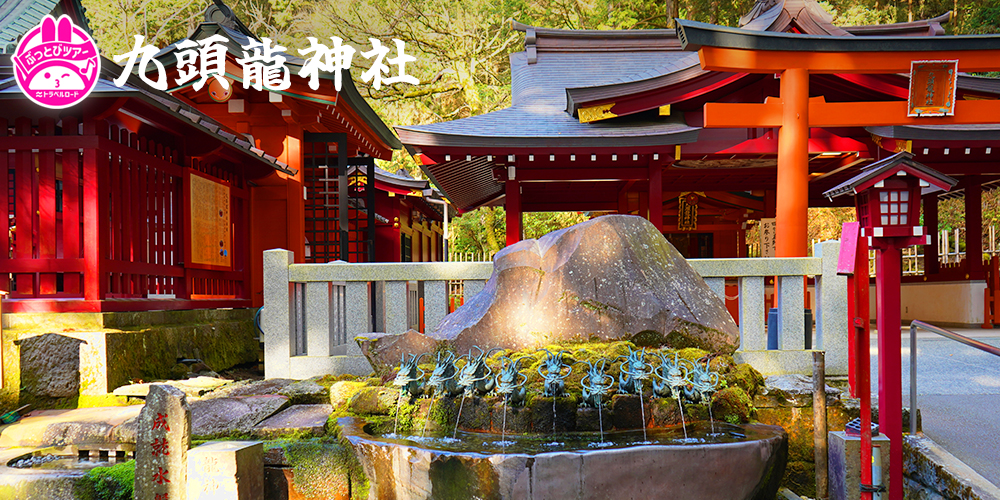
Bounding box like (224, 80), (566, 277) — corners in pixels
(908, 60), (958, 117)
(184, 169), (232, 270)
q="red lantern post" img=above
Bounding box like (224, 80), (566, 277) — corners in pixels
(824, 152), (956, 500)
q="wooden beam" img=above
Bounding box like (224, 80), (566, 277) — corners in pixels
(704, 97), (1000, 128)
(518, 167), (648, 181)
(698, 46), (1000, 73)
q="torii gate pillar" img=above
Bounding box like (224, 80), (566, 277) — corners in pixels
(776, 68), (810, 258)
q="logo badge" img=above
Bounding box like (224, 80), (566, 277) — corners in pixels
(12, 15), (100, 109)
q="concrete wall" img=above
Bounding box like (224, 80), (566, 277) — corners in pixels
(869, 281), (985, 328)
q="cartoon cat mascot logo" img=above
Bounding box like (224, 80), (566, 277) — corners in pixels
(13, 15), (100, 109)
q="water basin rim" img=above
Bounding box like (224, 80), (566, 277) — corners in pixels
(337, 416), (786, 458)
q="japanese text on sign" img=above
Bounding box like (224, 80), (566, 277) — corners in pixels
(114, 35), (418, 92)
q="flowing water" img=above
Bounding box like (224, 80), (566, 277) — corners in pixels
(453, 393), (467, 440)
(677, 395), (688, 440)
(422, 396), (437, 438)
(708, 397), (716, 434)
(552, 397), (557, 435)
(637, 384), (647, 442)
(393, 389), (404, 436)
(597, 396), (605, 443)
(501, 398), (508, 452)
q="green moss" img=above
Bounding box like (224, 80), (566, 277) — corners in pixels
(74, 460), (135, 500)
(630, 330), (667, 347)
(711, 386), (756, 423)
(272, 439), (369, 500)
(725, 363), (765, 399)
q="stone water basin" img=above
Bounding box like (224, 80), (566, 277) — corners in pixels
(340, 416), (788, 500)
(0, 445), (133, 499)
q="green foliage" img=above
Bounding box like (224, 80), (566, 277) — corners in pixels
(75, 460), (135, 500)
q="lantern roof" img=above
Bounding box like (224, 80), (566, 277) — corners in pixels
(822, 151), (957, 201)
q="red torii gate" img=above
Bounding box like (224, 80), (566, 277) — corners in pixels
(677, 19), (1000, 500)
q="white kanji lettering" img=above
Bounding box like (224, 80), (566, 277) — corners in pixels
(384, 39), (418, 86)
(113, 35), (168, 90)
(236, 37), (290, 91)
(297, 37), (355, 91)
(360, 38), (390, 90)
(174, 34), (230, 91)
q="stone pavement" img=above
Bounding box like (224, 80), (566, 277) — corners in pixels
(869, 326), (1000, 488)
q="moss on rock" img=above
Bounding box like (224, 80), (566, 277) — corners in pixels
(270, 439), (368, 500)
(74, 459), (135, 500)
(726, 363), (765, 399)
(710, 386), (755, 424)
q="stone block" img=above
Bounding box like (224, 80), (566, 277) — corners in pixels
(277, 380), (328, 404)
(203, 378), (296, 399)
(190, 395), (289, 438)
(136, 385), (191, 500)
(187, 440), (264, 500)
(253, 404), (333, 438)
(828, 430), (890, 500)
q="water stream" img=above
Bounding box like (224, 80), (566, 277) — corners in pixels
(453, 393), (467, 440)
(552, 397), (557, 435)
(597, 396), (604, 443)
(708, 397), (716, 434)
(677, 396), (688, 440)
(422, 397), (437, 438)
(501, 398), (508, 452)
(638, 384), (647, 442)
(393, 389), (404, 436)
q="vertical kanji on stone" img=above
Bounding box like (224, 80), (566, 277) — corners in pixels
(136, 385), (191, 500)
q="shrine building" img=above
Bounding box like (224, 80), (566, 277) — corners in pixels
(0, 0), (449, 315)
(397, 0), (1000, 326)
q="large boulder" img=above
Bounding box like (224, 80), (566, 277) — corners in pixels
(357, 215), (738, 373)
(432, 215), (738, 353)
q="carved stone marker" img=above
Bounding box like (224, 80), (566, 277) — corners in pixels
(187, 441), (264, 500)
(136, 385), (191, 500)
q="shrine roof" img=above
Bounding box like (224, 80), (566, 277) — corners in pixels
(822, 151), (958, 199)
(0, 0), (90, 53)
(396, 47), (700, 152)
(0, 55), (296, 176)
(347, 164), (449, 219)
(152, 3), (401, 155)
(676, 18), (1000, 52)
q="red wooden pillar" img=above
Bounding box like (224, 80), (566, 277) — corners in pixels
(38, 117), (57, 295)
(776, 68), (810, 258)
(284, 132), (305, 263)
(14, 117), (33, 296)
(0, 118), (7, 293)
(966, 176), (983, 279)
(506, 176), (521, 247)
(923, 193), (939, 276)
(63, 117), (81, 295)
(82, 118), (107, 303)
(875, 242), (904, 500)
(649, 160), (663, 232)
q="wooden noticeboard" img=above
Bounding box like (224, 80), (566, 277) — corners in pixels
(184, 169), (232, 270)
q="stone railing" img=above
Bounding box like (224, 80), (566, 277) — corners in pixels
(262, 241), (846, 379)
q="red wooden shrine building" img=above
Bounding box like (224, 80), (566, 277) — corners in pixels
(0, 0), (420, 313)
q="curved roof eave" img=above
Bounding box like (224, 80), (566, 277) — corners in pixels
(156, 23), (401, 153)
(396, 126), (701, 151)
(676, 18), (1000, 52)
